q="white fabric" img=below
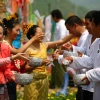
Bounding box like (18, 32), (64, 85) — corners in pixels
(58, 32), (94, 92)
(70, 38), (100, 99)
(54, 19), (69, 41)
(44, 15), (52, 42)
(69, 34), (94, 92)
(72, 30), (89, 53)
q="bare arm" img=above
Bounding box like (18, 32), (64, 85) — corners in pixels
(24, 64), (35, 72)
(46, 34), (74, 49)
(10, 33), (44, 54)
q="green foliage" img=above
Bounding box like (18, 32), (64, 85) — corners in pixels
(30, 0), (88, 19)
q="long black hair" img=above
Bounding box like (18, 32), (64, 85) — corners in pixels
(2, 13), (19, 36)
(27, 25), (39, 40)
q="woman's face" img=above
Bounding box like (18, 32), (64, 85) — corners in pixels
(0, 26), (4, 41)
(35, 27), (44, 42)
(10, 24), (20, 40)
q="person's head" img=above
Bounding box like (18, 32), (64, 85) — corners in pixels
(2, 13), (20, 41)
(51, 9), (63, 22)
(85, 10), (97, 34)
(23, 24), (44, 42)
(65, 15), (83, 37)
(0, 22), (6, 41)
(92, 10), (100, 37)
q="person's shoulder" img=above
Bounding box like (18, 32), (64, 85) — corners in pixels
(1, 42), (10, 48)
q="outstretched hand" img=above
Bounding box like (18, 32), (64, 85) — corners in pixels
(62, 42), (73, 51)
(62, 56), (73, 65)
(12, 53), (29, 62)
(81, 75), (90, 85)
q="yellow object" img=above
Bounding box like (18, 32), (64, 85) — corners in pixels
(22, 23), (34, 34)
(6, 13), (18, 21)
(23, 43), (48, 100)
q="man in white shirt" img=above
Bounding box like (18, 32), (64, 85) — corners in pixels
(56, 15), (89, 98)
(51, 9), (69, 41)
(50, 9), (69, 91)
(64, 11), (100, 100)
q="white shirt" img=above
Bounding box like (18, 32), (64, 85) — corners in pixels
(58, 33), (94, 92)
(54, 19), (69, 41)
(70, 38), (100, 99)
(72, 30), (89, 54)
(58, 30), (89, 64)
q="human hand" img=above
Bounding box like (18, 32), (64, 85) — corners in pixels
(32, 32), (45, 41)
(53, 53), (60, 60)
(77, 51), (83, 57)
(10, 75), (16, 82)
(81, 75), (90, 85)
(42, 59), (52, 65)
(62, 56), (73, 65)
(62, 42), (73, 51)
(12, 53), (29, 62)
(54, 49), (64, 55)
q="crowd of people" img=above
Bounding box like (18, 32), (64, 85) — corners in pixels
(0, 9), (100, 100)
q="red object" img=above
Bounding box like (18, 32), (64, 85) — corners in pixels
(0, 43), (13, 84)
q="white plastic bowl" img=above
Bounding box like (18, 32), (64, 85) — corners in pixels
(15, 73), (33, 85)
(73, 74), (86, 85)
(63, 51), (78, 58)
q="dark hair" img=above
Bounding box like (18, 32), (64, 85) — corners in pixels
(27, 25), (39, 40)
(92, 10), (100, 26)
(85, 10), (97, 22)
(65, 15), (83, 26)
(0, 22), (7, 35)
(51, 9), (63, 19)
(2, 13), (19, 35)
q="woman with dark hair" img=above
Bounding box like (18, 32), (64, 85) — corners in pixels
(2, 13), (44, 100)
(23, 23), (74, 100)
(0, 22), (30, 100)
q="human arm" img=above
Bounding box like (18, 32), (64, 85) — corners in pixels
(86, 68), (100, 82)
(63, 55), (93, 69)
(62, 42), (86, 54)
(10, 33), (44, 54)
(46, 34), (74, 49)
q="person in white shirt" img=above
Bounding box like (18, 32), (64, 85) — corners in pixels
(63, 11), (100, 100)
(64, 11), (96, 100)
(51, 9), (69, 41)
(56, 15), (89, 98)
(64, 15), (89, 100)
(50, 9), (69, 91)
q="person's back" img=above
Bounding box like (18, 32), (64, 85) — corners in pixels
(51, 9), (69, 41)
(54, 19), (69, 41)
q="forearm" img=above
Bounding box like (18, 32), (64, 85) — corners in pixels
(0, 57), (11, 66)
(86, 68), (100, 82)
(24, 65), (35, 72)
(69, 56), (93, 69)
(47, 34), (74, 49)
(72, 45), (86, 54)
(11, 36), (36, 54)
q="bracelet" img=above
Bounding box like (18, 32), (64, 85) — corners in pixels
(56, 44), (59, 49)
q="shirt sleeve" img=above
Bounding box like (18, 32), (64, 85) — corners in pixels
(72, 45), (86, 54)
(86, 68), (100, 82)
(69, 55), (93, 69)
(0, 57), (11, 67)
